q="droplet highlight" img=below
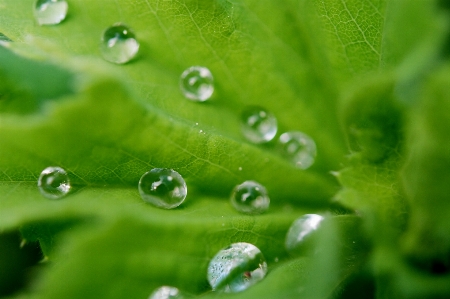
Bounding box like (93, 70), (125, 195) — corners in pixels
(285, 214), (324, 254)
(241, 106), (277, 143)
(37, 166), (71, 199)
(230, 181), (270, 214)
(138, 168), (187, 209)
(34, 0), (68, 26)
(149, 286), (185, 299)
(180, 66), (214, 102)
(100, 23), (139, 64)
(207, 242), (267, 293)
(278, 131), (317, 169)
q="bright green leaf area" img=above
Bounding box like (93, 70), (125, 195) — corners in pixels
(1, 0), (450, 298)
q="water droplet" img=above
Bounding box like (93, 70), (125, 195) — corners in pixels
(230, 181), (270, 215)
(180, 66), (214, 102)
(285, 214), (324, 254)
(148, 286), (185, 299)
(37, 166), (71, 199)
(207, 242), (267, 293)
(241, 106), (277, 143)
(100, 23), (139, 64)
(274, 257), (279, 262)
(138, 168), (187, 209)
(238, 167), (242, 171)
(278, 131), (317, 169)
(34, 0), (68, 26)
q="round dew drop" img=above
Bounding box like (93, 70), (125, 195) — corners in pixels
(207, 242), (268, 293)
(278, 131), (317, 169)
(285, 214), (324, 254)
(34, 0), (68, 26)
(100, 23), (140, 64)
(241, 106), (277, 144)
(230, 181), (270, 214)
(138, 168), (187, 209)
(180, 66), (214, 102)
(37, 166), (71, 199)
(148, 286), (185, 299)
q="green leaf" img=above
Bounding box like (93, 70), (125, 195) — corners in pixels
(1, 0), (450, 298)
(401, 63), (450, 272)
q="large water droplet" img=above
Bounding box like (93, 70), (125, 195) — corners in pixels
(278, 131), (317, 169)
(230, 181), (270, 214)
(34, 0), (68, 26)
(138, 168), (187, 209)
(37, 166), (71, 199)
(207, 242), (267, 293)
(148, 286), (185, 299)
(100, 23), (139, 64)
(241, 106), (277, 144)
(180, 66), (214, 102)
(285, 214), (324, 254)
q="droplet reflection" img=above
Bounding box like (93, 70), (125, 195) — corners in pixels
(241, 106), (277, 144)
(207, 242), (267, 293)
(138, 168), (187, 209)
(279, 131), (317, 169)
(37, 166), (71, 199)
(34, 0), (68, 26)
(230, 181), (270, 214)
(180, 66), (214, 102)
(285, 214), (324, 254)
(100, 23), (139, 64)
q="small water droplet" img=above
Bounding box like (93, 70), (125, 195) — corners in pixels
(148, 286), (184, 299)
(274, 257), (279, 262)
(180, 66), (214, 102)
(207, 242), (267, 293)
(138, 168), (187, 209)
(238, 167), (242, 171)
(100, 23), (139, 64)
(199, 130), (203, 133)
(230, 181), (270, 214)
(37, 166), (71, 199)
(278, 131), (317, 169)
(285, 214), (324, 254)
(241, 106), (277, 143)
(34, 0), (68, 26)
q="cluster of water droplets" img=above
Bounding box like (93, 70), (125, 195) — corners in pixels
(207, 242), (268, 293)
(239, 106), (316, 169)
(27, 2), (325, 295)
